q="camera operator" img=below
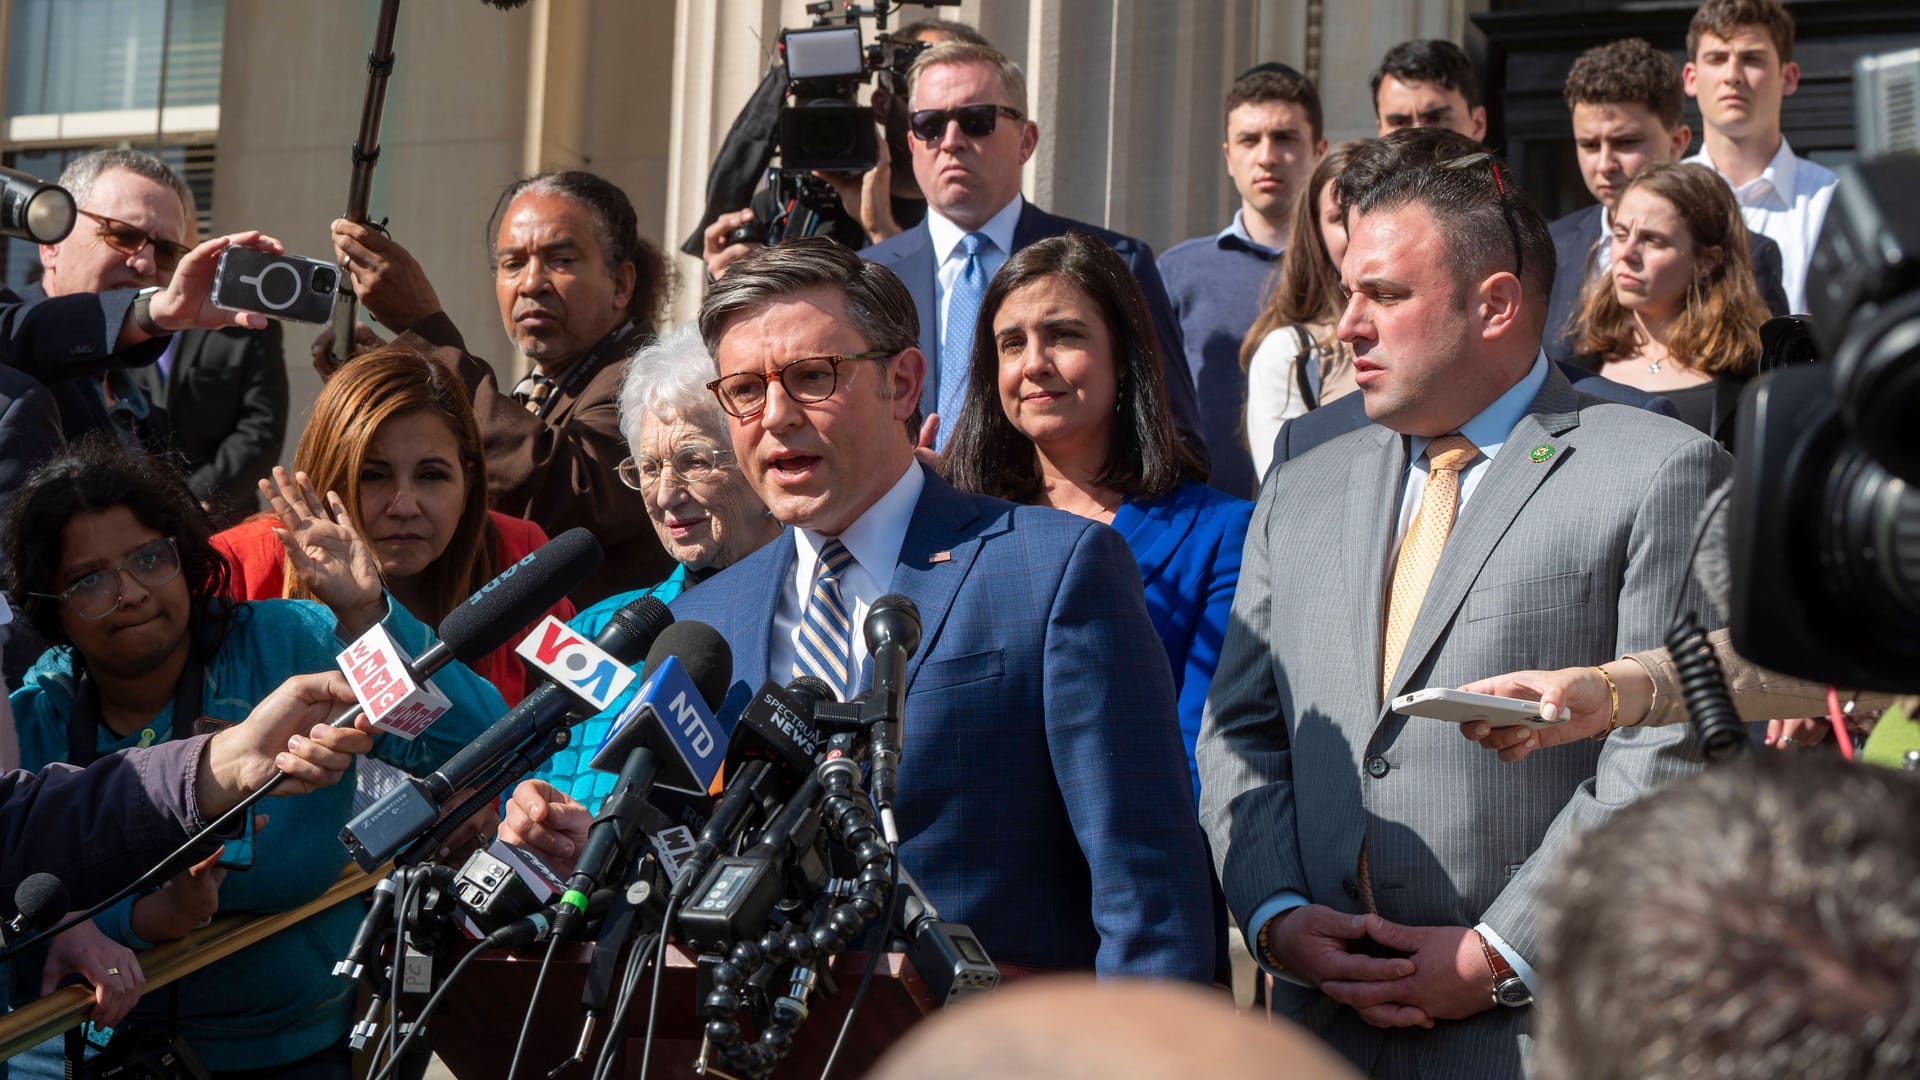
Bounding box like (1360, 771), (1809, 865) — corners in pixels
(699, 19), (986, 282)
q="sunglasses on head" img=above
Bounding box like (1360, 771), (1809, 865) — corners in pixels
(77, 210), (191, 274)
(909, 103), (1025, 146)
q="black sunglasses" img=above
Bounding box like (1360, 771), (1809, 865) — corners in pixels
(909, 104), (1025, 146)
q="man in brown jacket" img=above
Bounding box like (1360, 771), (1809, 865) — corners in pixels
(330, 170), (675, 605)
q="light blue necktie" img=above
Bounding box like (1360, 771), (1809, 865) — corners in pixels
(937, 232), (992, 449)
(793, 539), (857, 701)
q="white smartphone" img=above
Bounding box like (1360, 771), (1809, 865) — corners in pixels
(1391, 688), (1568, 729)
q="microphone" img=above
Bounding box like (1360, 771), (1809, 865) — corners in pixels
(330, 527), (605, 736)
(553, 621), (732, 938)
(338, 594), (673, 872)
(892, 865), (999, 1005)
(2, 874), (69, 946)
(671, 676), (833, 901)
(864, 595), (921, 842)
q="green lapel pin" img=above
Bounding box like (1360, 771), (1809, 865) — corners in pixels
(1528, 444), (1555, 463)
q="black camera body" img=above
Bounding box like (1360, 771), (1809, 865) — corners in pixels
(1727, 156), (1920, 692)
(775, 22), (928, 187)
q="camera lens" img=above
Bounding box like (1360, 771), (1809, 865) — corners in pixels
(312, 265), (339, 293)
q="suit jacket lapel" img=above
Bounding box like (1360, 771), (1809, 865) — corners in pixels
(884, 225), (941, 415)
(1383, 368), (1583, 704)
(737, 531), (796, 688)
(885, 473), (987, 691)
(1344, 425), (1405, 717)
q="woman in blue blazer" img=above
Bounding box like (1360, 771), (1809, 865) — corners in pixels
(943, 231), (1253, 802)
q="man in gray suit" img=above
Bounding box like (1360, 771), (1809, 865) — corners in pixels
(1197, 150), (1728, 1077)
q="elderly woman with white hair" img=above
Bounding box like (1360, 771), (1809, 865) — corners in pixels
(518, 323), (781, 812)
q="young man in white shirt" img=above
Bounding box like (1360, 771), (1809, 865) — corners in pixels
(1682, 0), (1839, 314)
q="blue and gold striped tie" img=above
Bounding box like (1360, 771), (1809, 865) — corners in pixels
(794, 539), (857, 700)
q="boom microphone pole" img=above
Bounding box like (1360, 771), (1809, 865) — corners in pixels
(329, 0), (529, 367)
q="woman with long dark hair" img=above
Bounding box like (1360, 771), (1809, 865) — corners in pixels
(943, 232), (1253, 799)
(214, 343), (572, 704)
(6, 439), (503, 1078)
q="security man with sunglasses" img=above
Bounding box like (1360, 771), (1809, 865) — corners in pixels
(860, 41), (1207, 463)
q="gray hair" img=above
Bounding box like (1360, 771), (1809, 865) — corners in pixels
(1536, 753), (1920, 1080)
(618, 322), (729, 454)
(696, 237), (919, 360)
(58, 149), (196, 232)
(908, 41), (1029, 117)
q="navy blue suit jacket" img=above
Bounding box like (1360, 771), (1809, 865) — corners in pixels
(861, 202), (1207, 466)
(1544, 203), (1790, 367)
(1265, 361), (1681, 478)
(669, 468), (1217, 981)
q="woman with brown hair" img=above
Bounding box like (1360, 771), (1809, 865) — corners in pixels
(215, 344), (572, 704)
(1574, 161), (1770, 446)
(1240, 140), (1367, 477)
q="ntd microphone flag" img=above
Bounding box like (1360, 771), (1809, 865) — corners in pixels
(338, 623), (452, 739)
(590, 653), (725, 795)
(514, 615), (638, 712)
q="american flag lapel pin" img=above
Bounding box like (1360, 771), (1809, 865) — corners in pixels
(929, 551), (952, 564)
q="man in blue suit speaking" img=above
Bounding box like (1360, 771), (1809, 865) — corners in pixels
(500, 239), (1216, 982)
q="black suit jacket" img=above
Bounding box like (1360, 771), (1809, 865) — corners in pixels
(1545, 203), (1791, 367)
(135, 323), (289, 520)
(861, 201), (1208, 468)
(1265, 360), (1682, 478)
(8, 283), (171, 452)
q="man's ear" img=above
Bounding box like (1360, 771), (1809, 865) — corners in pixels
(892, 346), (927, 420)
(1481, 270), (1525, 342)
(1670, 123), (1694, 160)
(1468, 106), (1489, 142)
(1781, 61), (1801, 97)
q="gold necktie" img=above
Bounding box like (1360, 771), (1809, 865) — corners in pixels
(1381, 435), (1478, 698)
(1357, 434), (1476, 913)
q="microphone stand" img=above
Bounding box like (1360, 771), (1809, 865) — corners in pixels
(330, 0), (403, 368)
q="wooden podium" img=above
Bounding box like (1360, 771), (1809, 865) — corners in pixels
(428, 943), (937, 1080)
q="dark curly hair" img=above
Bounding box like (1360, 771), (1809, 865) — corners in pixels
(1563, 38), (1686, 130)
(6, 437), (235, 657)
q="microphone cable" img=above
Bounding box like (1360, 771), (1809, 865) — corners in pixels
(505, 931), (567, 1080)
(635, 894), (683, 1080)
(817, 853), (898, 1080)
(1666, 483), (1746, 763)
(591, 928), (663, 1080)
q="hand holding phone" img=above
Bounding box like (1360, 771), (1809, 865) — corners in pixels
(212, 246), (340, 324)
(1391, 688), (1570, 730)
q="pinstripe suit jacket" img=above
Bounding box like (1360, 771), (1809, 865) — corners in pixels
(670, 468), (1217, 981)
(1196, 365), (1730, 1077)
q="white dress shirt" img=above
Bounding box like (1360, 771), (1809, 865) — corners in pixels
(1685, 137), (1839, 315)
(770, 462), (925, 694)
(927, 195), (1024, 346)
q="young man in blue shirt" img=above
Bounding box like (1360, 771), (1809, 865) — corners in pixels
(1159, 64), (1325, 499)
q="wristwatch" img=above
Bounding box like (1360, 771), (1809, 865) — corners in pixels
(1478, 932), (1534, 1007)
(132, 286), (166, 336)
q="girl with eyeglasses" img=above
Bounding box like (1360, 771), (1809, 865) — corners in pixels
(3, 437), (504, 1078)
(213, 344), (573, 705)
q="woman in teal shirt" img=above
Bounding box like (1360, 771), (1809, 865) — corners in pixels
(527, 324), (781, 811)
(6, 440), (505, 1078)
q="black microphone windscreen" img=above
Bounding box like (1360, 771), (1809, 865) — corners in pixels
(597, 594), (674, 658)
(788, 674), (836, 706)
(865, 593), (922, 655)
(13, 873), (68, 930)
(643, 621), (734, 713)
(437, 528), (603, 661)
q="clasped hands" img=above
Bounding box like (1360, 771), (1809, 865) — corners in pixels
(1266, 904), (1497, 1029)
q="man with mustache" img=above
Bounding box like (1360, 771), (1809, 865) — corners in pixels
(860, 42), (1205, 463)
(331, 170), (676, 605)
(1682, 0), (1837, 315)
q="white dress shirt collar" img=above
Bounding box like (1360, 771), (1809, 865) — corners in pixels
(1687, 136), (1800, 211)
(926, 194), (1025, 265)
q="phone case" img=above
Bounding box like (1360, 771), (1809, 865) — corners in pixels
(212, 247), (337, 324)
(1390, 688), (1564, 729)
